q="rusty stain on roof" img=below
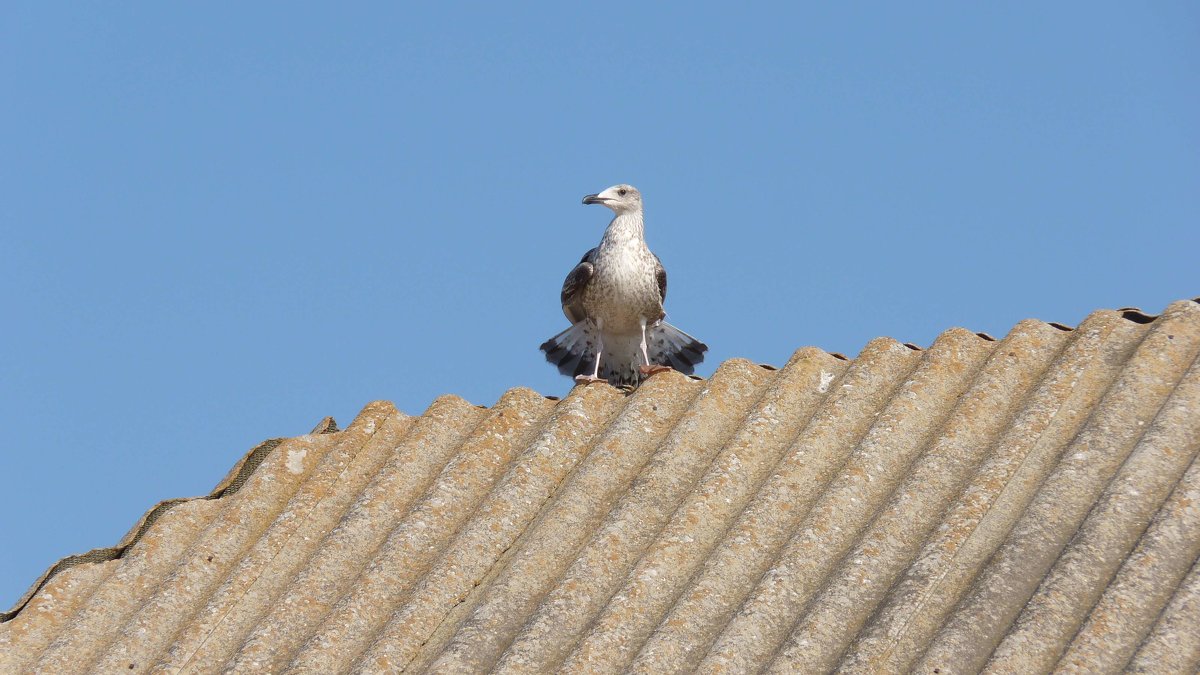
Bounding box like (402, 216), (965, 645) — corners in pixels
(2, 298), (1199, 674)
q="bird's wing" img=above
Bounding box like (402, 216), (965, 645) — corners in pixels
(561, 247), (598, 324)
(653, 253), (667, 304)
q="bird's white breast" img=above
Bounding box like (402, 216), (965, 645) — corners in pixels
(584, 214), (663, 333)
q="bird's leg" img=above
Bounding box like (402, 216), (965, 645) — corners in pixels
(575, 324), (607, 385)
(638, 318), (673, 377)
(592, 339), (603, 379)
(640, 321), (651, 365)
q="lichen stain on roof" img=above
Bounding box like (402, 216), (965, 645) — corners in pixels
(2, 298), (1199, 674)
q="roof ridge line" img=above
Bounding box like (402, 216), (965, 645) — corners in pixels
(4, 297), (1194, 626)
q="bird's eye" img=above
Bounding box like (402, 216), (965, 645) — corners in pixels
(618, 188), (627, 196)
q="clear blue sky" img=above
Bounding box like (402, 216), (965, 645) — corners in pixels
(2, 2), (1197, 608)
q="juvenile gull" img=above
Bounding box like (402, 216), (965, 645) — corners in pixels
(540, 184), (707, 387)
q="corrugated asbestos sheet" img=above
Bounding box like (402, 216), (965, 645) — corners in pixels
(3, 299), (1199, 674)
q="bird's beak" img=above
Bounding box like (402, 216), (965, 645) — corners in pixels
(582, 194), (608, 205)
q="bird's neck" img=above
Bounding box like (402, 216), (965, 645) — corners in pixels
(600, 211), (645, 249)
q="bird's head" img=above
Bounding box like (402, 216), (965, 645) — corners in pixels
(582, 184), (642, 215)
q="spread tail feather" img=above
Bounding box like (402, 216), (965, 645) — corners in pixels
(539, 322), (598, 380)
(541, 321), (707, 387)
(648, 321), (707, 376)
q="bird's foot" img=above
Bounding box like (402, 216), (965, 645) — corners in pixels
(574, 374), (608, 385)
(639, 364), (674, 377)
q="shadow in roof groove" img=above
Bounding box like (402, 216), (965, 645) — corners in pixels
(1120, 309), (1157, 324)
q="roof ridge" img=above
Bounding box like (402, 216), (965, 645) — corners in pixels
(4, 297), (1196, 628)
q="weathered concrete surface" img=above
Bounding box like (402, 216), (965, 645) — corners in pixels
(2, 299), (1198, 675)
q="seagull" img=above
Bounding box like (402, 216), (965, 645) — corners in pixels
(540, 184), (707, 387)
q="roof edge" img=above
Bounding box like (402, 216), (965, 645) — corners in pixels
(0, 424), (336, 623)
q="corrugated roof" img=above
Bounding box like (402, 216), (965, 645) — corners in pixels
(3, 298), (1199, 674)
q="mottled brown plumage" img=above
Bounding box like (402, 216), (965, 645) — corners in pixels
(540, 184), (706, 387)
